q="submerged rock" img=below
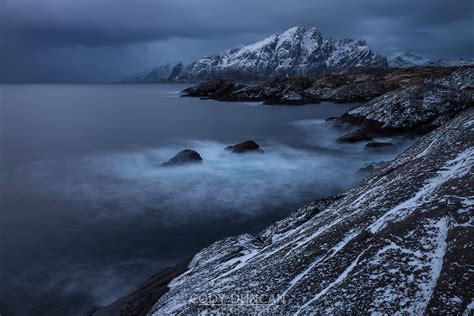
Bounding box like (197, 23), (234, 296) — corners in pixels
(337, 129), (374, 143)
(225, 140), (263, 153)
(365, 141), (396, 150)
(161, 149), (203, 166)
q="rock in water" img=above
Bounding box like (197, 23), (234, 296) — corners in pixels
(225, 140), (263, 153)
(161, 149), (203, 166)
(365, 141), (396, 150)
(337, 129), (374, 143)
(181, 79), (245, 100)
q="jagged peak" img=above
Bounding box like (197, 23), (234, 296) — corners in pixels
(280, 26), (305, 35)
(174, 27), (388, 81)
(278, 26), (324, 39)
(389, 51), (430, 60)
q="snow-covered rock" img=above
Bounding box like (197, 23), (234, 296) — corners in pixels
(431, 58), (474, 68)
(175, 26), (388, 81)
(150, 108), (474, 314)
(340, 67), (473, 133)
(388, 52), (432, 68)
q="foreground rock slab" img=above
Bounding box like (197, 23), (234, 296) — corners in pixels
(150, 108), (474, 314)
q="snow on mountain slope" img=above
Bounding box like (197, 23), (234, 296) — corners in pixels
(432, 58), (474, 67)
(389, 51), (474, 68)
(150, 108), (474, 314)
(174, 27), (388, 81)
(388, 52), (432, 68)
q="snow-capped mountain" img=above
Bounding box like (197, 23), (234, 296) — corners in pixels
(388, 52), (432, 68)
(173, 26), (388, 81)
(389, 51), (474, 68)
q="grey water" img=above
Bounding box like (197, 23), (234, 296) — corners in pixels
(0, 84), (412, 315)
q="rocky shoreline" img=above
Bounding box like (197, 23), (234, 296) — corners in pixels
(147, 108), (473, 314)
(93, 66), (473, 315)
(94, 107), (473, 315)
(181, 66), (456, 103)
(183, 66), (473, 140)
(90, 259), (190, 316)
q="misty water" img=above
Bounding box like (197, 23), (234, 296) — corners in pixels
(0, 84), (414, 315)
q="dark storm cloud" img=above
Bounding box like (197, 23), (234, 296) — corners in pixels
(0, 0), (473, 82)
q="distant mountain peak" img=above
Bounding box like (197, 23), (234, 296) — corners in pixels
(123, 61), (182, 83)
(388, 51), (474, 68)
(388, 52), (432, 68)
(172, 26), (388, 81)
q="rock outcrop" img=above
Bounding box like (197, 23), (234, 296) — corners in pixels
(338, 67), (473, 137)
(91, 260), (190, 316)
(337, 129), (374, 143)
(149, 108), (474, 314)
(161, 149), (203, 167)
(182, 66), (462, 106)
(182, 79), (249, 101)
(225, 141), (263, 153)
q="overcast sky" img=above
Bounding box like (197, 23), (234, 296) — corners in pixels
(0, 0), (473, 82)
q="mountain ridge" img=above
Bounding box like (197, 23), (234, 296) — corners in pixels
(125, 28), (473, 83)
(388, 51), (474, 68)
(173, 26), (388, 81)
(125, 27), (388, 83)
